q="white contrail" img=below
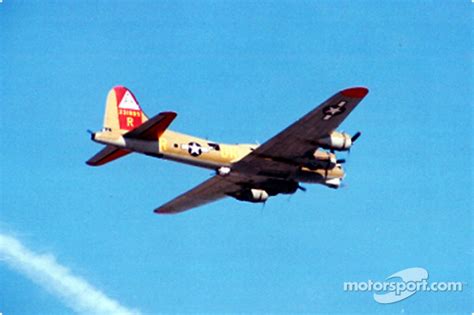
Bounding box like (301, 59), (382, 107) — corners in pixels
(0, 232), (140, 315)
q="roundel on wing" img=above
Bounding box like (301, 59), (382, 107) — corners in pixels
(322, 101), (347, 121)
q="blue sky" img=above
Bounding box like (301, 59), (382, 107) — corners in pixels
(0, 1), (472, 314)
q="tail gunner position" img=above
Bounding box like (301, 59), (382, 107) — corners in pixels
(87, 86), (368, 214)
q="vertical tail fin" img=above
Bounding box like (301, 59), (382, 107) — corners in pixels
(103, 86), (148, 133)
(86, 86), (147, 166)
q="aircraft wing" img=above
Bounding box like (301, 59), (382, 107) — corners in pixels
(233, 87), (369, 175)
(154, 87), (368, 214)
(154, 174), (243, 214)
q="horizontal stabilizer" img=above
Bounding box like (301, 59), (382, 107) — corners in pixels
(124, 111), (177, 141)
(86, 112), (176, 166)
(86, 145), (131, 166)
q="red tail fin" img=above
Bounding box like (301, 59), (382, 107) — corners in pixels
(103, 86), (148, 133)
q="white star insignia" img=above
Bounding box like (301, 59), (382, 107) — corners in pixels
(189, 143), (201, 155)
(327, 106), (341, 115)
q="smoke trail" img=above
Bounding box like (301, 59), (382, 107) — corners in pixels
(0, 233), (140, 315)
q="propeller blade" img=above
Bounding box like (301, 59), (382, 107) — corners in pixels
(297, 185), (307, 192)
(87, 129), (94, 134)
(351, 131), (361, 143)
(337, 159), (346, 164)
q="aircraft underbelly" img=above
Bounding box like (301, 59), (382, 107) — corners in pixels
(293, 170), (325, 183)
(159, 152), (229, 170)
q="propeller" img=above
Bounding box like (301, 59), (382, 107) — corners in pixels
(337, 159), (346, 164)
(260, 200), (267, 215)
(347, 131), (362, 156)
(297, 184), (307, 192)
(351, 131), (361, 143)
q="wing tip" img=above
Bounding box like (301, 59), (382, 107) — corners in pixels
(161, 111), (178, 117)
(154, 208), (175, 215)
(341, 87), (369, 98)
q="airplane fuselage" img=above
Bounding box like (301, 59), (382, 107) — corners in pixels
(92, 129), (344, 185)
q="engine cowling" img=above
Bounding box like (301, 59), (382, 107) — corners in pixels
(323, 177), (342, 189)
(317, 131), (352, 151)
(309, 149), (337, 169)
(230, 189), (269, 203)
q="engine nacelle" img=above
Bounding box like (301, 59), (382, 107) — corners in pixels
(230, 189), (269, 203)
(317, 131), (352, 151)
(323, 177), (342, 189)
(310, 149), (337, 169)
(248, 189), (269, 202)
(217, 166), (231, 176)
